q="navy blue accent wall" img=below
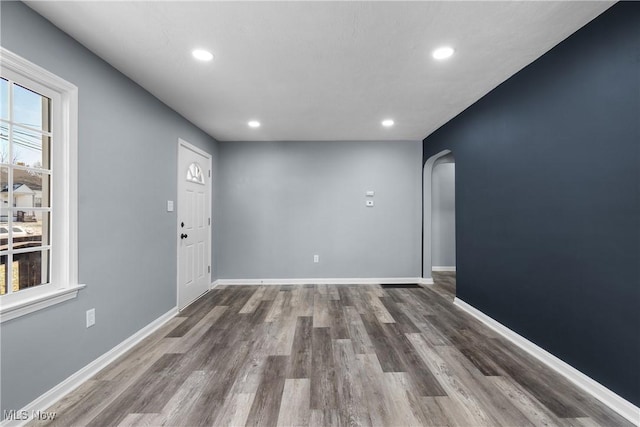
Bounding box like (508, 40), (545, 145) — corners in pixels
(423, 3), (639, 404)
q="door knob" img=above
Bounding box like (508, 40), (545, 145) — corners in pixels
(181, 233), (188, 239)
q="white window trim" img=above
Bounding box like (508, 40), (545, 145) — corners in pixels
(0, 47), (84, 323)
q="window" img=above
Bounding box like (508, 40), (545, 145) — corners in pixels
(0, 48), (82, 322)
(1, 78), (52, 295)
(186, 162), (205, 184)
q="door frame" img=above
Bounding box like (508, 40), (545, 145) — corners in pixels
(176, 138), (213, 311)
(423, 149), (452, 283)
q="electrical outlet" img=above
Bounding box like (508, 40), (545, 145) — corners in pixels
(366, 200), (374, 207)
(86, 308), (95, 328)
(313, 254), (319, 263)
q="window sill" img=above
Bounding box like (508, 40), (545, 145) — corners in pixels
(0, 284), (86, 323)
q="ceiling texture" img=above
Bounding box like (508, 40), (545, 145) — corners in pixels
(26, 1), (613, 142)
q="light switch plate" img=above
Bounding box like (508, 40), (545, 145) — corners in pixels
(167, 200), (174, 212)
(366, 191), (375, 197)
(366, 200), (374, 207)
(86, 309), (95, 328)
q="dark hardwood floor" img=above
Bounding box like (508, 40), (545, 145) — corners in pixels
(30, 275), (632, 427)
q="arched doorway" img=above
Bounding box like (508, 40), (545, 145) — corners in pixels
(423, 150), (456, 289)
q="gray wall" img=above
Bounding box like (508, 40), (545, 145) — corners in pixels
(431, 162), (456, 267)
(215, 140), (422, 279)
(1, 2), (217, 414)
(423, 2), (639, 405)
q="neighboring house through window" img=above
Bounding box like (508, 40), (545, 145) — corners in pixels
(0, 48), (82, 322)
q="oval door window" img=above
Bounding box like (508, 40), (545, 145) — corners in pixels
(186, 162), (205, 185)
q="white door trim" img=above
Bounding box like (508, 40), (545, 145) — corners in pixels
(176, 138), (212, 311)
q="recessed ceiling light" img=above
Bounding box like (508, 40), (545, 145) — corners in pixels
(432, 46), (455, 60)
(192, 49), (213, 61)
(248, 120), (261, 128)
(382, 119), (395, 127)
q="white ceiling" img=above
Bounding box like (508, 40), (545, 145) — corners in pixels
(26, 1), (613, 142)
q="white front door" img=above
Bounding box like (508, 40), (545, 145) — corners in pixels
(177, 139), (211, 310)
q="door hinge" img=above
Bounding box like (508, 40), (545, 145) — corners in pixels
(208, 266), (211, 273)
(209, 170), (211, 177)
(208, 217), (211, 226)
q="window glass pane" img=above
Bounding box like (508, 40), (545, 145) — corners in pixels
(12, 212), (48, 248)
(16, 249), (49, 291)
(0, 78), (8, 121)
(12, 169), (50, 208)
(11, 125), (50, 169)
(0, 166), (7, 221)
(187, 162), (205, 184)
(0, 226), (6, 250)
(0, 256), (18, 295)
(0, 255), (7, 295)
(0, 224), (6, 254)
(13, 83), (50, 132)
(0, 122), (8, 164)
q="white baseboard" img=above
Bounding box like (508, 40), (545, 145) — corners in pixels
(454, 298), (640, 426)
(212, 277), (431, 287)
(1, 307), (178, 427)
(432, 266), (456, 272)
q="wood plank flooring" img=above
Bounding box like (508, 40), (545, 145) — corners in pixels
(31, 273), (633, 427)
